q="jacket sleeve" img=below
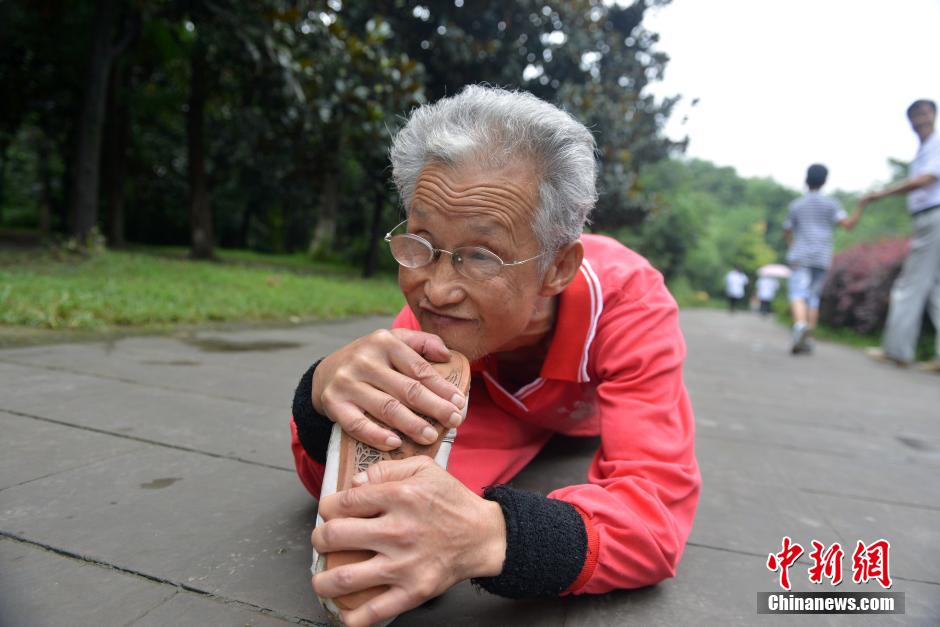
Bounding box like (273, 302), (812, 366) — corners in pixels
(547, 271), (700, 594)
(290, 360), (330, 497)
(289, 307), (421, 497)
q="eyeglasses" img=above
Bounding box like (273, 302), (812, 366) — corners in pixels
(383, 220), (544, 280)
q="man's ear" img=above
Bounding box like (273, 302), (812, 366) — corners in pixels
(539, 240), (584, 297)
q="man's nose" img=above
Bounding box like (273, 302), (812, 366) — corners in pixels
(423, 253), (464, 305)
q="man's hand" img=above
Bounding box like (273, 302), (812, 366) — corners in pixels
(312, 457), (507, 627)
(312, 329), (466, 450)
(842, 209), (863, 231)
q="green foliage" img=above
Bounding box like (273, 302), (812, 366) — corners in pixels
(666, 275), (716, 308)
(0, 249), (403, 330)
(612, 158), (796, 296)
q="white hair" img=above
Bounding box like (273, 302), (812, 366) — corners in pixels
(390, 85), (597, 269)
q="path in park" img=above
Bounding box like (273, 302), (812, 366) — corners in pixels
(0, 310), (937, 626)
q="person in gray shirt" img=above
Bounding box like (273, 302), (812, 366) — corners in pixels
(855, 99), (940, 371)
(784, 164), (858, 354)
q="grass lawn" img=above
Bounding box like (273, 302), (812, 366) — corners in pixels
(0, 248), (404, 333)
(130, 244), (364, 277)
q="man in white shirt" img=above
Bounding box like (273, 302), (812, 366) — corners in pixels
(855, 99), (940, 371)
(724, 267), (748, 313)
(756, 275), (779, 317)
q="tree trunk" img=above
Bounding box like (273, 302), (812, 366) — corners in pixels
(308, 168), (338, 257)
(187, 31), (213, 259)
(238, 196), (257, 249)
(308, 129), (343, 257)
(58, 130), (73, 234)
(37, 131), (54, 237)
(0, 139), (8, 226)
(362, 181), (386, 278)
(68, 0), (119, 240)
(103, 60), (129, 247)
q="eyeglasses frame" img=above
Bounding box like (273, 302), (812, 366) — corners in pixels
(383, 219), (544, 279)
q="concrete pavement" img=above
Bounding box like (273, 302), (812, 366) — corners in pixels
(1, 310), (938, 625)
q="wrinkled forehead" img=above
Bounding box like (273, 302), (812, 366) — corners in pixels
(408, 160), (541, 242)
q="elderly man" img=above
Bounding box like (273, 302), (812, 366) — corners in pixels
(290, 85), (700, 626)
(856, 99), (940, 370)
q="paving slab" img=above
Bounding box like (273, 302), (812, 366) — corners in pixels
(0, 361), (292, 470)
(0, 442), (325, 623)
(0, 538), (176, 627)
(0, 539), (297, 627)
(0, 410), (144, 491)
(695, 436), (940, 511)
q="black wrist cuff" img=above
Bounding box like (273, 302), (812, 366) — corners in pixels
(291, 359), (333, 464)
(471, 485), (587, 598)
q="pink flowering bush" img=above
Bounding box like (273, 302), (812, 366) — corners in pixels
(819, 238), (910, 334)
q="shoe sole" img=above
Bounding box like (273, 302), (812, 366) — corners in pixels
(312, 350), (471, 623)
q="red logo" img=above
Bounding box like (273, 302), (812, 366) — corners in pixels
(768, 537), (891, 590)
(851, 539), (892, 589)
(808, 540), (844, 586)
(767, 536), (804, 591)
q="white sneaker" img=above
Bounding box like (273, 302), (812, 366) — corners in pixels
(790, 323), (808, 354)
(313, 350), (471, 624)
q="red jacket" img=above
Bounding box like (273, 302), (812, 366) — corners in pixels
(291, 234), (700, 594)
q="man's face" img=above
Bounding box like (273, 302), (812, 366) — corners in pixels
(399, 161), (546, 360)
(908, 104), (936, 141)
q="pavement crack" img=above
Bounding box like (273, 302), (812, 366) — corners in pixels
(0, 407), (293, 473)
(799, 487), (940, 512)
(0, 532), (326, 626)
(0, 448), (145, 494)
(685, 541), (767, 559)
(122, 589), (178, 627)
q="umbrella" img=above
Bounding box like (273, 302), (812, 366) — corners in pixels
(758, 264), (792, 279)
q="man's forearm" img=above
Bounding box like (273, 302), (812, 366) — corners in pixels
(872, 174), (937, 200)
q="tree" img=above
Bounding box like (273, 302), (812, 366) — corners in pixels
(186, 16), (212, 258)
(102, 58), (131, 246)
(68, 0), (138, 240)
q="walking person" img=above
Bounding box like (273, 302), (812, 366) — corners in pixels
(724, 266), (748, 313)
(756, 275), (780, 317)
(784, 164), (858, 354)
(855, 99), (940, 371)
